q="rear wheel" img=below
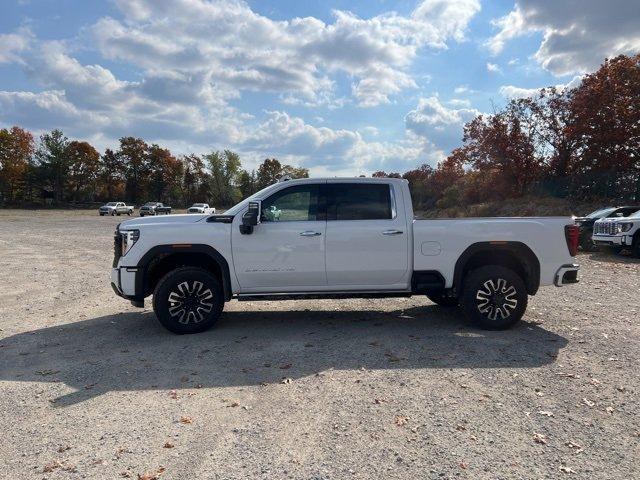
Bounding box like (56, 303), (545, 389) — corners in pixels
(153, 267), (224, 334)
(426, 291), (459, 307)
(460, 265), (527, 330)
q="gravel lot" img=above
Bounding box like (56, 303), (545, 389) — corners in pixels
(0, 209), (638, 480)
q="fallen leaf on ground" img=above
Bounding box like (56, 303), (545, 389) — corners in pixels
(395, 415), (408, 426)
(169, 390), (178, 400)
(281, 377), (293, 384)
(459, 462), (467, 469)
(179, 416), (192, 424)
(582, 398), (595, 407)
(605, 406), (614, 414)
(374, 398), (387, 404)
(533, 433), (547, 444)
(538, 410), (554, 417)
(227, 402), (240, 408)
(559, 466), (575, 474)
(163, 442), (174, 449)
(138, 466), (166, 480)
(565, 441), (583, 453)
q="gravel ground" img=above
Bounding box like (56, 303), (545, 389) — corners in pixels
(0, 209), (638, 480)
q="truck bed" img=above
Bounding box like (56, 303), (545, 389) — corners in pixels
(412, 217), (574, 287)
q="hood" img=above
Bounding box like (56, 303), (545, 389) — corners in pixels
(594, 217), (627, 224)
(119, 214), (207, 229)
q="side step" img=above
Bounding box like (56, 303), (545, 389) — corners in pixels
(236, 291), (412, 302)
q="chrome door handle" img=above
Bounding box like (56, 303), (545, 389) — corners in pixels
(300, 231), (322, 236)
(382, 229), (403, 235)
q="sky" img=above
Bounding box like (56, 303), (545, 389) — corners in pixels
(1, 0), (639, 176)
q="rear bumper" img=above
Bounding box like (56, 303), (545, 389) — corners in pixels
(554, 264), (579, 287)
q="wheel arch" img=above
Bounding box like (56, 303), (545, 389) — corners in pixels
(453, 242), (540, 295)
(136, 244), (232, 301)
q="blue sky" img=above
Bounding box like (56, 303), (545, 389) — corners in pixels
(1, 0), (638, 175)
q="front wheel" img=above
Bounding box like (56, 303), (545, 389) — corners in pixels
(110, 210), (116, 216)
(153, 267), (224, 334)
(460, 266), (527, 330)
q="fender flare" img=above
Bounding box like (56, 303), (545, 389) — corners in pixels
(453, 241), (540, 295)
(135, 244), (232, 300)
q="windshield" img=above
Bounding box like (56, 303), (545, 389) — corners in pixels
(225, 183), (283, 215)
(143, 202), (157, 206)
(193, 204), (206, 207)
(586, 207), (616, 219)
(106, 202), (118, 206)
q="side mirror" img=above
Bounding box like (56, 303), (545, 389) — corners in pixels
(240, 201), (261, 234)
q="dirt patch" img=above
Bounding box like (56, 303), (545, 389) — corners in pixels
(0, 210), (638, 479)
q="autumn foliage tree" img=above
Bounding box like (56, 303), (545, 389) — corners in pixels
(0, 126), (34, 202)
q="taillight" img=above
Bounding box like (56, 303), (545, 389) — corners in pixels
(565, 224), (579, 256)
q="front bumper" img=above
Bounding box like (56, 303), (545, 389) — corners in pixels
(592, 234), (629, 246)
(554, 264), (580, 287)
(111, 267), (144, 307)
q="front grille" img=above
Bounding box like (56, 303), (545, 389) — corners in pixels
(113, 227), (122, 267)
(595, 222), (616, 235)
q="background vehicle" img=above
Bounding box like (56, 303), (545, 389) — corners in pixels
(139, 202), (172, 216)
(99, 202), (134, 216)
(575, 206), (640, 250)
(111, 178), (579, 334)
(592, 209), (640, 256)
(187, 203), (216, 214)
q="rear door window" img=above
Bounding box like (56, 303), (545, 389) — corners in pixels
(328, 183), (392, 220)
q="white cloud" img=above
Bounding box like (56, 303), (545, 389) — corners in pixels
(405, 96), (479, 152)
(0, 28), (32, 64)
(487, 1), (640, 75)
(486, 62), (502, 74)
(499, 75), (584, 99)
(91, 0), (480, 107)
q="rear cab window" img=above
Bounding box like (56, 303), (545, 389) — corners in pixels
(328, 183), (393, 221)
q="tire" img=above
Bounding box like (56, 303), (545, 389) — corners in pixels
(427, 291), (459, 307)
(633, 234), (640, 258)
(110, 210), (115, 216)
(580, 234), (595, 252)
(116, 211), (121, 216)
(99, 213), (104, 216)
(152, 267), (224, 334)
(460, 265), (528, 330)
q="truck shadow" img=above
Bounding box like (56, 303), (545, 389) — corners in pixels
(587, 250), (639, 264)
(0, 306), (567, 407)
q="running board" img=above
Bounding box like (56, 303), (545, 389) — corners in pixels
(236, 291), (412, 301)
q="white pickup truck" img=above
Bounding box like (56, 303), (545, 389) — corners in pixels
(99, 202), (134, 216)
(592, 209), (640, 256)
(110, 178), (580, 334)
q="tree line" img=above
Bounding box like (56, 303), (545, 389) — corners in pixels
(1, 54), (639, 209)
(0, 129), (308, 207)
(375, 54), (640, 208)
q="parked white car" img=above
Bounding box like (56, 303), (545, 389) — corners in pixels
(592, 209), (640, 256)
(110, 177), (580, 334)
(187, 203), (216, 214)
(99, 202), (134, 216)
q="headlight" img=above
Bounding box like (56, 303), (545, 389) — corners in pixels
(121, 229), (140, 256)
(615, 223), (633, 233)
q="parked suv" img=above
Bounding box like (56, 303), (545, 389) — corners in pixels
(139, 202), (172, 216)
(592, 209), (640, 256)
(575, 206), (640, 250)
